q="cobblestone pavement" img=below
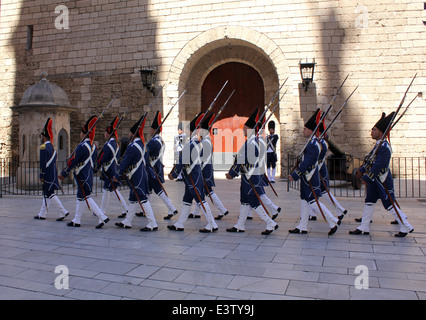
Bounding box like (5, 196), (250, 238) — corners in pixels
(1, 175), (425, 300)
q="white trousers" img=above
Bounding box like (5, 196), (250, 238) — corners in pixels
(121, 201), (157, 229)
(191, 191), (227, 216)
(297, 199), (338, 231)
(38, 194), (68, 218)
(72, 197), (108, 225)
(358, 203), (413, 233)
(100, 188), (129, 216)
(310, 191), (346, 217)
(158, 191), (177, 214)
(235, 204), (277, 231)
(175, 201), (218, 230)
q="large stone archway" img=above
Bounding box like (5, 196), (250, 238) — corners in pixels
(163, 26), (293, 176)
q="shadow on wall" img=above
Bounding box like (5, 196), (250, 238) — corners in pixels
(10, 1), (159, 158)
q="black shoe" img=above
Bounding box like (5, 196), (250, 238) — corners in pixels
(140, 226), (158, 232)
(34, 216), (46, 220)
(288, 228), (307, 234)
(343, 210), (348, 215)
(261, 225), (279, 235)
(390, 220), (399, 224)
(135, 212), (145, 217)
(338, 214), (344, 221)
(95, 218), (109, 229)
(164, 210), (178, 220)
(167, 225), (184, 231)
(246, 216), (253, 220)
(199, 228), (218, 233)
(56, 212), (69, 221)
(349, 229), (369, 235)
(226, 227), (244, 233)
(394, 231), (407, 237)
(272, 207), (281, 220)
(215, 211), (229, 220)
(115, 222), (131, 229)
(355, 218), (372, 223)
(188, 213), (200, 219)
(328, 225), (338, 236)
(309, 216), (317, 221)
(67, 221), (80, 227)
(118, 212), (127, 218)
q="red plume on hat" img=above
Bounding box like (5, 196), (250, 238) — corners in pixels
(82, 116), (98, 144)
(41, 118), (54, 143)
(305, 108), (320, 132)
(315, 109), (322, 136)
(106, 117), (119, 141)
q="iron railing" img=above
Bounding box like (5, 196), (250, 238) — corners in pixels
(287, 153), (426, 198)
(0, 158), (127, 198)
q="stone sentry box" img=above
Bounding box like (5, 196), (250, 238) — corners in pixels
(10, 71), (75, 190)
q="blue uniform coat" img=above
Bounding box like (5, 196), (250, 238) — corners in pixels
(61, 139), (97, 200)
(228, 135), (265, 208)
(98, 138), (121, 191)
(359, 140), (395, 209)
(115, 138), (149, 203)
(171, 136), (204, 204)
(40, 141), (61, 197)
(291, 138), (322, 202)
(146, 134), (165, 194)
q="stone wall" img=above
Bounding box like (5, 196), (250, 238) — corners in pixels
(1, 0), (425, 175)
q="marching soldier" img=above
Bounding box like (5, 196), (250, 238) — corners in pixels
(257, 125), (281, 220)
(189, 113), (229, 220)
(114, 115), (158, 231)
(34, 118), (69, 221)
(167, 112), (218, 233)
(309, 119), (347, 221)
(288, 109), (339, 236)
(266, 120), (278, 183)
(146, 111), (178, 220)
(173, 122), (187, 181)
(59, 116), (110, 228)
(349, 112), (414, 237)
(97, 117), (129, 219)
(225, 107), (279, 235)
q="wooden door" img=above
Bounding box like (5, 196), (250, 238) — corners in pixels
(201, 62), (264, 169)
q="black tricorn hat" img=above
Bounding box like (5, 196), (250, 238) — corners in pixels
(189, 112), (204, 132)
(200, 113), (214, 130)
(244, 107), (259, 129)
(304, 108), (320, 131)
(130, 114), (146, 137)
(374, 112), (395, 133)
(41, 118), (53, 141)
(151, 110), (162, 131)
(106, 117), (119, 140)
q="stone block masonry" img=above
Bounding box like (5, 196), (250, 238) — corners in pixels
(0, 0), (425, 172)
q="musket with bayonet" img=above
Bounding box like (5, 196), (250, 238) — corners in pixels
(145, 89), (187, 197)
(230, 78), (289, 170)
(68, 94), (119, 161)
(97, 111), (127, 204)
(149, 89), (186, 140)
(291, 75), (350, 173)
(169, 81), (228, 176)
(318, 85), (359, 141)
(362, 73), (417, 169)
(199, 89), (236, 204)
(193, 80), (229, 134)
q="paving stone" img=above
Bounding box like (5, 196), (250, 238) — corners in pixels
(0, 177), (425, 300)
